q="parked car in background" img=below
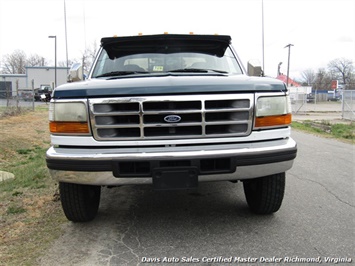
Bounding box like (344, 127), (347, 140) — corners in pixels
(34, 85), (52, 102)
(306, 93), (315, 103)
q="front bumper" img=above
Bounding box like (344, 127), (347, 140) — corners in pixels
(46, 137), (297, 186)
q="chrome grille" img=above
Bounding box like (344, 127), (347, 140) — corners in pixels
(89, 94), (253, 140)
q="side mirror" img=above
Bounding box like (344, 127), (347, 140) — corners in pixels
(67, 63), (83, 82)
(247, 61), (263, 77)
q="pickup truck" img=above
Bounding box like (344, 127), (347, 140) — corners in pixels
(46, 34), (297, 222)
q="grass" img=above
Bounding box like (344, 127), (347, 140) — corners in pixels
(1, 146), (50, 192)
(0, 106), (67, 266)
(6, 204), (26, 215)
(292, 120), (354, 142)
(0, 106), (33, 118)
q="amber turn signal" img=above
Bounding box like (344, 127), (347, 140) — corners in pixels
(255, 113), (292, 128)
(50, 121), (89, 134)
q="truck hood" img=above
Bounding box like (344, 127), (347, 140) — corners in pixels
(53, 74), (286, 99)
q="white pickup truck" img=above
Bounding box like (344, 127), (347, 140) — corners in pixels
(46, 34), (297, 222)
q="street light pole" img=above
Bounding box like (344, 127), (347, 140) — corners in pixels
(48, 35), (57, 88)
(284, 44), (294, 87)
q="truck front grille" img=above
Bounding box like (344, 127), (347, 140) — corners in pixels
(89, 94), (253, 140)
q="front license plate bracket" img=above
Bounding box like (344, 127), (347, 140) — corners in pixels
(152, 167), (198, 191)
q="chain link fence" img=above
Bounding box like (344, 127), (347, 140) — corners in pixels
(0, 78), (51, 117)
(0, 87), (35, 117)
(342, 90), (355, 121)
(290, 89), (354, 121)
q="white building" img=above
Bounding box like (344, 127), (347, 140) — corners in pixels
(0, 66), (69, 97)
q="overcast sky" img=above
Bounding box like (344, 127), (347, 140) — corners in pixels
(0, 0), (354, 79)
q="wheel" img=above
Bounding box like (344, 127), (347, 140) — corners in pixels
(59, 182), (101, 222)
(243, 173), (285, 214)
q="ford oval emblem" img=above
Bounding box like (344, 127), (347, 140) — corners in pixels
(164, 115), (182, 123)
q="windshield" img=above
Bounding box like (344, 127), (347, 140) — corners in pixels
(91, 47), (243, 78)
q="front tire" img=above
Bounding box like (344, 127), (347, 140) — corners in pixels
(59, 182), (101, 222)
(243, 173), (285, 214)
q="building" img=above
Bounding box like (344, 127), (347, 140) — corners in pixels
(276, 74), (301, 87)
(0, 66), (69, 98)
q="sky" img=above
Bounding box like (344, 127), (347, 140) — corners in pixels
(0, 0), (354, 80)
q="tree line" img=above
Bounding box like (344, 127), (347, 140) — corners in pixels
(1, 50), (48, 74)
(299, 58), (354, 90)
(0, 43), (97, 76)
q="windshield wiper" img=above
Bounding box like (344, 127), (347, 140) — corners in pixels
(95, 71), (150, 78)
(169, 68), (208, 73)
(208, 69), (228, 74)
(168, 68), (228, 74)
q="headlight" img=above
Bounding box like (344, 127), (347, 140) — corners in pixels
(255, 96), (292, 128)
(49, 102), (90, 134)
(49, 102), (87, 121)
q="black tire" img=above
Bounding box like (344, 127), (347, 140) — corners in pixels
(59, 182), (101, 222)
(243, 173), (285, 214)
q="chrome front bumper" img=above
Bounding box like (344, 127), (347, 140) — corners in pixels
(46, 137), (297, 186)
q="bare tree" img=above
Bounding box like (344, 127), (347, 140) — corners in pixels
(81, 42), (98, 74)
(58, 59), (75, 68)
(301, 68), (316, 86)
(313, 68), (332, 91)
(1, 50), (49, 74)
(2, 49), (27, 74)
(348, 72), (355, 89)
(27, 54), (48, 67)
(328, 58), (354, 87)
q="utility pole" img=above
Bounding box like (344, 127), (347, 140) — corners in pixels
(48, 36), (57, 88)
(64, 0), (69, 73)
(284, 44), (294, 87)
(261, 0), (265, 75)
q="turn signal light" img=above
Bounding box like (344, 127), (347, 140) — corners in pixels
(50, 121), (89, 134)
(255, 113), (292, 128)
